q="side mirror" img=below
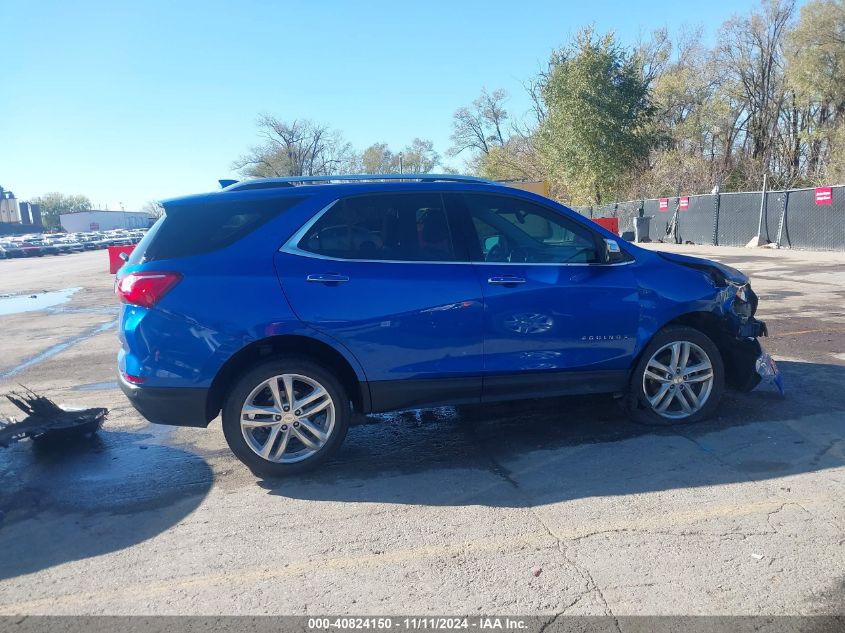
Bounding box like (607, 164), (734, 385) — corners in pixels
(603, 238), (627, 264)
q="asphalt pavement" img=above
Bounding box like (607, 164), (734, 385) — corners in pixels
(0, 245), (842, 616)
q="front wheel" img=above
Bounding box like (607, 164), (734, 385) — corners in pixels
(625, 326), (725, 425)
(222, 358), (350, 477)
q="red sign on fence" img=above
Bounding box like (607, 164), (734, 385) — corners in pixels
(659, 198), (669, 211)
(593, 217), (619, 234)
(679, 196), (689, 210)
(815, 187), (833, 205)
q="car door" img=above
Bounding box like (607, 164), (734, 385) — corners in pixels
(275, 191), (484, 411)
(444, 192), (640, 402)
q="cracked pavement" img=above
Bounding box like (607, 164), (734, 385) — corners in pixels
(0, 245), (843, 616)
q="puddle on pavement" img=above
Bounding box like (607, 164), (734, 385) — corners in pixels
(0, 319), (117, 379)
(0, 288), (81, 316)
(73, 380), (120, 392)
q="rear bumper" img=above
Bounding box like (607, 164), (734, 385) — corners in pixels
(119, 374), (212, 428)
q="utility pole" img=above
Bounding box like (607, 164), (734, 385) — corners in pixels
(398, 153), (404, 175)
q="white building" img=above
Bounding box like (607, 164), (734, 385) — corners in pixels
(0, 191), (22, 224)
(60, 210), (154, 232)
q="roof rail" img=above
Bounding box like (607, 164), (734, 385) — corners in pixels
(222, 173), (495, 192)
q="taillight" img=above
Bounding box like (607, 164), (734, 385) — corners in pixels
(116, 272), (182, 307)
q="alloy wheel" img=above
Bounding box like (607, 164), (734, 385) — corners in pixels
(642, 341), (714, 420)
(240, 373), (335, 463)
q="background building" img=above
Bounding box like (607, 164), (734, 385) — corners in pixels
(502, 180), (551, 198)
(60, 210), (154, 232)
(0, 188), (22, 223)
(18, 201), (43, 227)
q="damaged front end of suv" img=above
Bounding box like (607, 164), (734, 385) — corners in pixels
(658, 252), (784, 395)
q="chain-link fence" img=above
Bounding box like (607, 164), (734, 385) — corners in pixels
(577, 185), (845, 251)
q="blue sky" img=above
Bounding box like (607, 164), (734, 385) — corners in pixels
(2, 0), (770, 210)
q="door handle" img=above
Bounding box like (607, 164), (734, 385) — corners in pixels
(487, 276), (526, 286)
(306, 273), (350, 284)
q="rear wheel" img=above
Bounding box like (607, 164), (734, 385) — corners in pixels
(222, 358), (350, 476)
(625, 326), (724, 425)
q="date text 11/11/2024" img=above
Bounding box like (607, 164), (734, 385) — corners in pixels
(307, 617), (529, 630)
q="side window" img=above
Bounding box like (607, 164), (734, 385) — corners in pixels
(459, 194), (601, 264)
(298, 193), (458, 262)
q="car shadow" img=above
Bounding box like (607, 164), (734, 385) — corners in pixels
(258, 360), (845, 507)
(0, 426), (213, 581)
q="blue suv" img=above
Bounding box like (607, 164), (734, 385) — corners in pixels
(116, 175), (779, 476)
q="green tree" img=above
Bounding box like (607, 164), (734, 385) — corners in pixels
(786, 0), (845, 179)
(358, 138), (439, 174)
(635, 28), (738, 194)
(360, 143), (396, 173)
(400, 138), (440, 173)
(827, 123), (845, 181)
(478, 136), (544, 181)
(31, 192), (92, 230)
(539, 28), (654, 204)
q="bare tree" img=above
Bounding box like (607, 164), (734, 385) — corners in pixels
(636, 27), (673, 90)
(717, 0), (796, 165)
(448, 88), (509, 157)
(234, 116), (356, 177)
(142, 200), (165, 218)
(520, 68), (550, 130)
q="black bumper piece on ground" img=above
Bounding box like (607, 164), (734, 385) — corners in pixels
(119, 376), (212, 428)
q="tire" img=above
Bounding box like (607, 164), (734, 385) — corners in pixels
(624, 325), (725, 425)
(222, 357), (350, 477)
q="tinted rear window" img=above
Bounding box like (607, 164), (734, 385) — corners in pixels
(130, 196), (306, 263)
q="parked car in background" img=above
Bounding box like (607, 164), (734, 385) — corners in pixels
(55, 238), (85, 253)
(84, 233), (112, 248)
(0, 241), (25, 258)
(41, 237), (64, 253)
(12, 241), (43, 257)
(115, 175), (782, 477)
(72, 235), (100, 250)
(29, 238), (62, 256)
